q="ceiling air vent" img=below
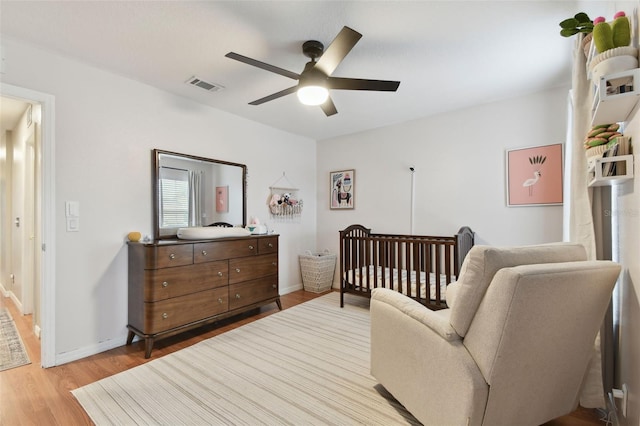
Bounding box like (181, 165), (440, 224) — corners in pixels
(185, 76), (224, 92)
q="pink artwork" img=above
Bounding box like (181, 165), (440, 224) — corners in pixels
(506, 144), (563, 206)
(216, 186), (229, 213)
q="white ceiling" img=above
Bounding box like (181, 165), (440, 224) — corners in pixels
(0, 1), (630, 140)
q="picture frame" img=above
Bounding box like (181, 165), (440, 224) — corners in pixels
(330, 169), (355, 209)
(506, 143), (563, 207)
(216, 186), (229, 213)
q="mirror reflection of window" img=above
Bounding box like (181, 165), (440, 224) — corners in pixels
(159, 167), (189, 228)
(154, 150), (247, 239)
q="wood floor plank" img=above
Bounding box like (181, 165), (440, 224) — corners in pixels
(1, 291), (603, 425)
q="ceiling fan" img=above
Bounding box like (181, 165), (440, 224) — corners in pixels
(225, 26), (401, 116)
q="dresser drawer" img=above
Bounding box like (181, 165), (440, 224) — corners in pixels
(144, 244), (193, 269)
(194, 239), (258, 263)
(144, 260), (228, 302)
(229, 276), (278, 310)
(228, 254), (278, 284)
(258, 237), (278, 254)
(143, 287), (228, 334)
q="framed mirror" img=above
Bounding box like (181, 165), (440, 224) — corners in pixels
(153, 149), (247, 239)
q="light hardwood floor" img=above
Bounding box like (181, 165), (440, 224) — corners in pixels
(1, 290), (605, 425)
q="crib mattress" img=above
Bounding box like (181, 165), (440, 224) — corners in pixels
(344, 265), (455, 301)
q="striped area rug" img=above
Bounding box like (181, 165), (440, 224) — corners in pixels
(72, 292), (419, 425)
(0, 308), (31, 372)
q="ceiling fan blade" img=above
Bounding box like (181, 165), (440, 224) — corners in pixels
(314, 26), (362, 76)
(248, 86), (298, 105)
(320, 96), (338, 116)
(226, 52), (300, 80)
(328, 77), (400, 92)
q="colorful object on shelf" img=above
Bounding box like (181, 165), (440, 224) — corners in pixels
(584, 123), (622, 149)
(612, 11), (631, 48)
(593, 16), (615, 53)
(127, 231), (142, 242)
(559, 12), (594, 38)
(592, 12), (632, 53)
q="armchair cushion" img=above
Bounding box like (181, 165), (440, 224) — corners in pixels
(372, 288), (460, 341)
(449, 242), (587, 336)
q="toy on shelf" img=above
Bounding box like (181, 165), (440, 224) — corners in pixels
(588, 11), (637, 84)
(593, 12), (631, 53)
(268, 172), (303, 221)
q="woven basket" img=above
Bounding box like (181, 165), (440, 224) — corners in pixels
(299, 250), (336, 293)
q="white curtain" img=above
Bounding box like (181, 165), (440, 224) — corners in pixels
(565, 34), (608, 409)
(188, 171), (203, 227)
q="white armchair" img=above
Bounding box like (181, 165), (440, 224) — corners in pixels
(370, 243), (621, 426)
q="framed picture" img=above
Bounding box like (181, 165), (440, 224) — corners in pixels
(506, 143), (563, 207)
(330, 169), (355, 209)
(216, 186), (229, 213)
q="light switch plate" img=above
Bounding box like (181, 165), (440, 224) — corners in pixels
(66, 217), (79, 232)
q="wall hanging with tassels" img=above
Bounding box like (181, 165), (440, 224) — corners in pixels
(268, 172), (303, 222)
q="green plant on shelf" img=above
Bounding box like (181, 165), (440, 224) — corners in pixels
(559, 12), (594, 37)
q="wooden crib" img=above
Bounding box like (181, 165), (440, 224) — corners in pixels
(339, 224), (475, 310)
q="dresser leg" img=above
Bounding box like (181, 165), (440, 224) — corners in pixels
(276, 298), (282, 310)
(126, 330), (135, 345)
(144, 337), (155, 359)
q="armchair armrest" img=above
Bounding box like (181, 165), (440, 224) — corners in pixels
(371, 288), (460, 342)
(370, 288), (487, 425)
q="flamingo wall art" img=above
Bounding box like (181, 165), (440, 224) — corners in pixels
(506, 144), (563, 206)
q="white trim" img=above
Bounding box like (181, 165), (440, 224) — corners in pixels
(1, 83), (56, 368)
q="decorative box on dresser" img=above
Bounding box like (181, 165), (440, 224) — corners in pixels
(127, 234), (280, 358)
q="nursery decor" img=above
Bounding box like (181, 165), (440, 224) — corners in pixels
(593, 12), (630, 53)
(506, 144), (563, 207)
(73, 293), (419, 425)
(215, 186), (229, 213)
(299, 250), (337, 293)
(588, 11), (638, 82)
(330, 169), (355, 209)
(584, 123), (622, 152)
(559, 12), (594, 38)
(268, 172), (303, 221)
(559, 12), (594, 56)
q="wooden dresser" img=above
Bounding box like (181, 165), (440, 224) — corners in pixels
(127, 234), (280, 358)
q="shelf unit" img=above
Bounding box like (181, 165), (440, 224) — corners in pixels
(591, 68), (640, 126)
(588, 154), (634, 187)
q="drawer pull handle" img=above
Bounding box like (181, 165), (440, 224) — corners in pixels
(235, 293), (241, 299)
(218, 298), (223, 304)
(236, 268), (241, 273)
(162, 281), (169, 287)
(248, 245), (254, 250)
(201, 250), (207, 256)
(217, 271), (223, 277)
(162, 313), (168, 319)
(268, 243), (273, 248)
(272, 262), (277, 266)
(169, 253), (176, 260)
(272, 284), (277, 289)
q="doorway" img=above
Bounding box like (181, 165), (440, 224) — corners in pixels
(0, 84), (55, 367)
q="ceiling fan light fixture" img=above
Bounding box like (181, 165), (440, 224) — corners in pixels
(297, 85), (329, 106)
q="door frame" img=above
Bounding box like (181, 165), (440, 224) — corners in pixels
(1, 83), (56, 368)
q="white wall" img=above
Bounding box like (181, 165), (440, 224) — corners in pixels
(1, 38), (317, 364)
(317, 87), (568, 255)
